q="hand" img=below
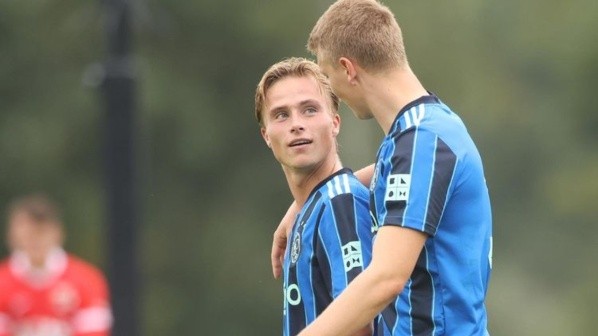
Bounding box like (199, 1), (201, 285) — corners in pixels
(271, 201), (299, 279)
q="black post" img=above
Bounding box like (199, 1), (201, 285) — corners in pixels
(100, 0), (139, 335)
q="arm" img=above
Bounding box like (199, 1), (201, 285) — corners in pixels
(0, 271), (12, 336)
(271, 201), (300, 279)
(352, 324), (373, 336)
(0, 313), (9, 336)
(72, 266), (113, 336)
(298, 226), (427, 336)
(354, 164), (375, 187)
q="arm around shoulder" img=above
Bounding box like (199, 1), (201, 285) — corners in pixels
(354, 164), (375, 187)
(271, 200), (300, 279)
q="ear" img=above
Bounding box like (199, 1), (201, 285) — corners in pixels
(332, 113), (340, 137)
(339, 57), (358, 84)
(260, 127), (271, 148)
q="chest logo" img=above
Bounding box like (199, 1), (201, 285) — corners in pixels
(51, 282), (80, 315)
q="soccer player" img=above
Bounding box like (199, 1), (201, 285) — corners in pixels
(272, 1), (493, 335)
(255, 57), (374, 336)
(0, 193), (113, 336)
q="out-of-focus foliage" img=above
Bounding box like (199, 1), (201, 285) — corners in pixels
(0, 0), (596, 335)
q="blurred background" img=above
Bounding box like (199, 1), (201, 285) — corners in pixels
(1, 0), (597, 335)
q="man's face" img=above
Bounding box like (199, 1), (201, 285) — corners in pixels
(317, 53), (371, 120)
(261, 75), (340, 172)
(317, 54), (348, 101)
(7, 211), (62, 265)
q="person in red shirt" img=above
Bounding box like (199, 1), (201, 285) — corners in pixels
(0, 193), (112, 336)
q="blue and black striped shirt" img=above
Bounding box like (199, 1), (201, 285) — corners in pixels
(282, 168), (373, 336)
(370, 95), (492, 336)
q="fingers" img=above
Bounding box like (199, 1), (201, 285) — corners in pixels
(271, 229), (287, 279)
(271, 200), (299, 279)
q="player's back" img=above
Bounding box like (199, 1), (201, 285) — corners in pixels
(420, 100), (492, 335)
(373, 95), (492, 335)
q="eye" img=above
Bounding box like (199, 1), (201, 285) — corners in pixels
(274, 111), (288, 120)
(305, 107), (317, 114)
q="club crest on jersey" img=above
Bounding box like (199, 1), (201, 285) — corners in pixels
(290, 221), (305, 264)
(385, 174), (411, 202)
(290, 233), (301, 264)
(51, 282), (80, 314)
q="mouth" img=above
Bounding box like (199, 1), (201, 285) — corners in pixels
(288, 138), (313, 147)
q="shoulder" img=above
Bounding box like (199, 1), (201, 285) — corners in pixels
(0, 259), (12, 283)
(321, 171), (369, 202)
(0, 259), (16, 298)
(392, 98), (458, 133)
(0, 259), (10, 274)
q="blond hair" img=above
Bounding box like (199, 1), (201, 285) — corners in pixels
(254, 57), (339, 126)
(307, 0), (406, 72)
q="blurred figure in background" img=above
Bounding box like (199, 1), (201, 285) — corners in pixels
(0, 193), (112, 336)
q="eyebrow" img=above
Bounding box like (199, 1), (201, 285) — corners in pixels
(298, 99), (321, 108)
(267, 99), (322, 115)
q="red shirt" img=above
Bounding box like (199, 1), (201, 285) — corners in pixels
(0, 250), (112, 336)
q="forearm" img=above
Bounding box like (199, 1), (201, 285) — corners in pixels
(352, 323), (374, 336)
(299, 226), (427, 336)
(299, 265), (399, 336)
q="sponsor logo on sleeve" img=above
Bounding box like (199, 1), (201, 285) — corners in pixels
(385, 174), (410, 202)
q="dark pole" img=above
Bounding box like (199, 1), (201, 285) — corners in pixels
(100, 0), (139, 335)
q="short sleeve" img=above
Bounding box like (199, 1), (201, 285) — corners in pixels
(72, 264), (112, 336)
(381, 128), (457, 236)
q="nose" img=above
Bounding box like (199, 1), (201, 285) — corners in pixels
(289, 113), (305, 133)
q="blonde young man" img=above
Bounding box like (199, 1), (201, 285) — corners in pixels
(271, 1), (493, 335)
(255, 58), (374, 336)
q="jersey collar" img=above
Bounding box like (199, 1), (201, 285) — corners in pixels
(388, 93), (440, 135)
(306, 167), (352, 201)
(9, 248), (68, 287)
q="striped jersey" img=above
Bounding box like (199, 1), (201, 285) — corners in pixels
(282, 168), (373, 336)
(370, 95), (492, 336)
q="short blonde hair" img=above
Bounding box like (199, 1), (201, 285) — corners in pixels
(307, 0), (406, 72)
(254, 57), (339, 126)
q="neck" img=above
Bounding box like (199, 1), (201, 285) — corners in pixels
(362, 64), (428, 134)
(30, 256), (47, 269)
(283, 156), (342, 207)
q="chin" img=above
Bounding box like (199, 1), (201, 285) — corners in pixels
(288, 160), (318, 172)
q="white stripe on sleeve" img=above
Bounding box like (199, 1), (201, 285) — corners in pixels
(71, 306), (113, 333)
(0, 313), (11, 334)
